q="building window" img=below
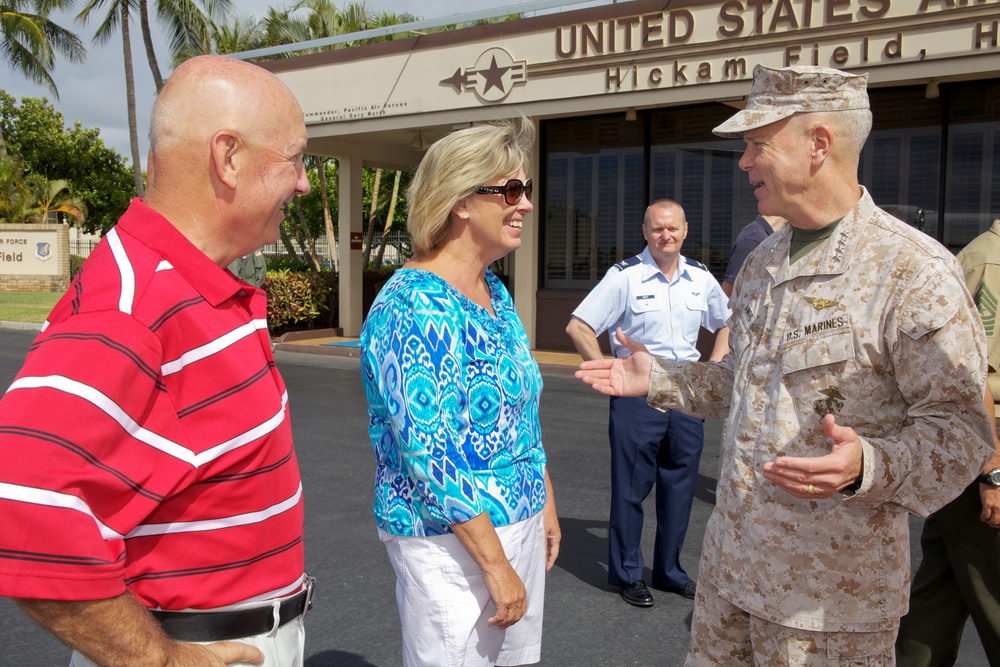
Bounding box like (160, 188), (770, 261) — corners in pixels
(542, 103), (746, 288)
(858, 127), (941, 236)
(540, 82), (1000, 292)
(543, 115), (645, 288)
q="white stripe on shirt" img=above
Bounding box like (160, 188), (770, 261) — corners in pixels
(161, 319), (268, 376)
(0, 482), (124, 541)
(194, 391), (289, 467)
(7, 374), (198, 465)
(127, 482), (302, 538)
(106, 228), (135, 315)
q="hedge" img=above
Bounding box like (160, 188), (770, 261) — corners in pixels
(264, 269), (338, 333)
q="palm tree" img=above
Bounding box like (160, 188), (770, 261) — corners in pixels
(29, 177), (87, 224)
(137, 0), (234, 91)
(374, 171), (402, 269)
(0, 151), (85, 225)
(75, 0), (145, 196)
(0, 0), (86, 101)
(173, 13), (265, 61)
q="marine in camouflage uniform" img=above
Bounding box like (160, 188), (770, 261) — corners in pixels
(651, 189), (992, 663)
(575, 65), (996, 666)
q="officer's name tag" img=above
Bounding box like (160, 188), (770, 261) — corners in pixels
(633, 294), (660, 312)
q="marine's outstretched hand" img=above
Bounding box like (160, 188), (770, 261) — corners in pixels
(574, 328), (653, 398)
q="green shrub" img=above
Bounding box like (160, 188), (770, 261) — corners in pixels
(70, 254), (85, 279)
(266, 254), (314, 272)
(264, 269), (338, 333)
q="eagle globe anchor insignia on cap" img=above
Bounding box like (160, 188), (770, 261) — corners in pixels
(713, 64), (870, 138)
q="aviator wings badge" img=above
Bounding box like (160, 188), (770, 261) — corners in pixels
(804, 296), (839, 310)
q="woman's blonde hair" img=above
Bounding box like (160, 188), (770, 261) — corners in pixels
(407, 116), (535, 257)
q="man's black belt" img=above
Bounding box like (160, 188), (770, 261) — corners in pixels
(151, 578), (315, 642)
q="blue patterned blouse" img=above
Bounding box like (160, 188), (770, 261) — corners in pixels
(360, 268), (548, 537)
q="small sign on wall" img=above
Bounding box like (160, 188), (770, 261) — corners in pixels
(350, 232), (363, 250)
(1, 229), (63, 276)
(0, 223), (69, 292)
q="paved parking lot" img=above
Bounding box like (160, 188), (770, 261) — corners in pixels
(0, 328), (988, 666)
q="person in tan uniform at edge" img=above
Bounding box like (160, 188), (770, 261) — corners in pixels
(896, 216), (1000, 666)
(574, 64), (995, 666)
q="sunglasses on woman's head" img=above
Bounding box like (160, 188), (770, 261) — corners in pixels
(475, 178), (533, 205)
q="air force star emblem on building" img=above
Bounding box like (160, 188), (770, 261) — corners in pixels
(440, 47), (526, 103)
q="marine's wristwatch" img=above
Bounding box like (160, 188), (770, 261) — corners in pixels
(977, 468), (1000, 486)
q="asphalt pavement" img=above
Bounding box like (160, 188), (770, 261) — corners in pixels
(0, 327), (989, 666)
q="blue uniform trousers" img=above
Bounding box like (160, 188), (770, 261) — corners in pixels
(607, 395), (704, 589)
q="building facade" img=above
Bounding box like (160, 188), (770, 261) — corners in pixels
(260, 0), (1000, 351)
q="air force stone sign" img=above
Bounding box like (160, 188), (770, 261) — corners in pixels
(0, 224), (70, 292)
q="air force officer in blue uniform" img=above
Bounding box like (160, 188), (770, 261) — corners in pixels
(566, 199), (730, 608)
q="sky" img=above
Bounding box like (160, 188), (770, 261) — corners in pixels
(4, 0), (610, 166)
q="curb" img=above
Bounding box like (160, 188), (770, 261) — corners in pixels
(0, 321), (43, 332)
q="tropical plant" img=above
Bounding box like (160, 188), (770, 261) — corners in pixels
(28, 177), (87, 224)
(0, 150), (30, 223)
(137, 0), (234, 89)
(174, 13), (266, 61)
(1, 91), (133, 234)
(75, 0), (145, 196)
(0, 151), (85, 225)
(263, 268), (337, 331)
(0, 0), (86, 100)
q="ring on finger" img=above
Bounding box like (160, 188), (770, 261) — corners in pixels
(806, 484), (815, 496)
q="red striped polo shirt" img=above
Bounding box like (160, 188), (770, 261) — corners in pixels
(0, 199), (304, 609)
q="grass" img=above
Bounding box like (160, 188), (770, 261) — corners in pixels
(0, 292), (61, 323)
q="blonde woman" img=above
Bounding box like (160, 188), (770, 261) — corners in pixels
(360, 118), (560, 667)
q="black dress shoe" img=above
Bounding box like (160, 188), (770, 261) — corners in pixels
(662, 580), (697, 600)
(619, 580), (654, 607)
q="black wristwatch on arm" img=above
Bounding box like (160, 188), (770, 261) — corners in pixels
(977, 468), (1000, 486)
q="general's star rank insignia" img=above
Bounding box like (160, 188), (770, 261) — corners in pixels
(804, 296), (839, 310)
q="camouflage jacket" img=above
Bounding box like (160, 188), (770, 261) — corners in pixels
(648, 189), (994, 632)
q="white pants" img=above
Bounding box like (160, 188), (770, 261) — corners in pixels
(69, 591), (306, 667)
(380, 511), (547, 667)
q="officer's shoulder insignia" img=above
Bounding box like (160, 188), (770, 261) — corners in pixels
(612, 256), (642, 272)
(686, 258), (708, 272)
(804, 295), (839, 310)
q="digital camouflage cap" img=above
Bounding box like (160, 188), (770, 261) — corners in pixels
(713, 64), (870, 138)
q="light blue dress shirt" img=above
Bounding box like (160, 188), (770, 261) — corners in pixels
(572, 248), (730, 361)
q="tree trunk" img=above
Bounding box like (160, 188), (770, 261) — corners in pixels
(122, 7), (145, 197)
(374, 170), (401, 269)
(317, 158), (338, 273)
(362, 168), (382, 267)
(138, 0), (164, 92)
(278, 220), (298, 258)
(293, 198), (322, 271)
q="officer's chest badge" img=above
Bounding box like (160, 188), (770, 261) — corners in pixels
(804, 296), (839, 310)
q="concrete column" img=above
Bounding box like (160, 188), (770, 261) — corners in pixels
(338, 153), (365, 336)
(511, 119), (541, 348)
